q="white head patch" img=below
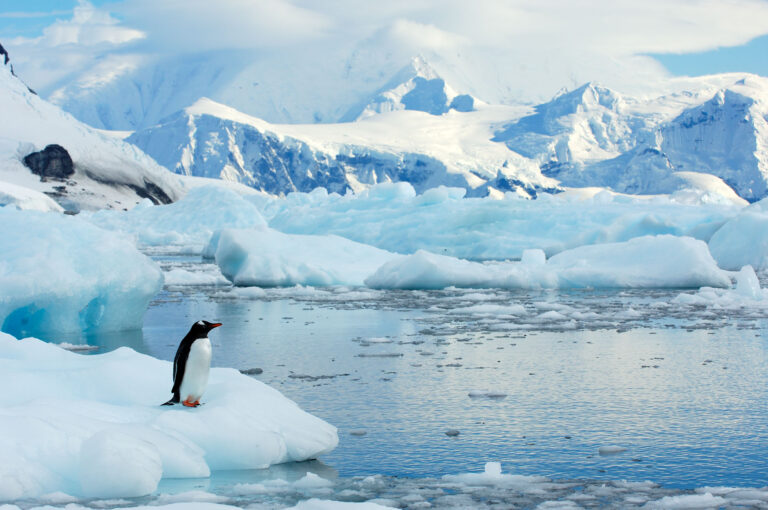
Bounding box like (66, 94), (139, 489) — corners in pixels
(197, 320), (204, 326)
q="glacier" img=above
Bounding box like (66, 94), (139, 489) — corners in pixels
(0, 207), (162, 338)
(0, 331), (338, 500)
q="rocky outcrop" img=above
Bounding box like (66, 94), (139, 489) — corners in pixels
(23, 144), (75, 181)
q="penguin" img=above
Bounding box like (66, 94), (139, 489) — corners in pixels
(162, 320), (221, 407)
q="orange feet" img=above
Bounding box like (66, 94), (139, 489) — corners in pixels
(182, 398), (200, 407)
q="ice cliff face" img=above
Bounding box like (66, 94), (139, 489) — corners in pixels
(0, 44), (183, 211)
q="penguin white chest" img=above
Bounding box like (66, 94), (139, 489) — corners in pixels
(179, 336), (211, 402)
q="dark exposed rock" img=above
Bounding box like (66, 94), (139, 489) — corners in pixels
(0, 41), (36, 94)
(0, 42), (8, 66)
(23, 144), (75, 181)
(83, 169), (174, 205)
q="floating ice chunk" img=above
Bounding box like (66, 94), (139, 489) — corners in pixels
(215, 228), (399, 287)
(642, 492), (727, 509)
(468, 390), (508, 399)
(153, 490), (231, 505)
(286, 499), (398, 510)
(0, 332), (338, 500)
(598, 446), (628, 455)
(0, 208), (162, 338)
(87, 186), (267, 252)
(163, 268), (230, 286)
(366, 237), (730, 290)
(734, 265), (762, 300)
(536, 311), (567, 321)
(708, 201), (768, 270)
(443, 462), (550, 489)
(293, 472), (335, 490)
(547, 235), (731, 289)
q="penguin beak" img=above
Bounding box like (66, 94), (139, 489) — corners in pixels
(210, 323), (222, 329)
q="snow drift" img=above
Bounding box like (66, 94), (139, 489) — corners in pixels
(0, 332), (338, 501)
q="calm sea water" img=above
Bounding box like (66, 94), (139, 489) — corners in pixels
(48, 255), (768, 504)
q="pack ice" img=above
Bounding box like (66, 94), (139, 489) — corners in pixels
(0, 208), (162, 338)
(0, 332), (338, 501)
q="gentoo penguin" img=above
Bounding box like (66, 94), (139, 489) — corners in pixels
(162, 320), (221, 407)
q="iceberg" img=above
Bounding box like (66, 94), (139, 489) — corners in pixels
(708, 198), (768, 270)
(0, 332), (338, 501)
(366, 236), (731, 290)
(255, 183), (742, 260)
(87, 186), (268, 252)
(214, 228), (400, 287)
(0, 208), (162, 338)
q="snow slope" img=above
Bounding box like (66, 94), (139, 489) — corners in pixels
(0, 49), (183, 211)
(0, 332), (338, 500)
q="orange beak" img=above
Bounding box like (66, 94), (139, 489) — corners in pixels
(210, 323), (222, 328)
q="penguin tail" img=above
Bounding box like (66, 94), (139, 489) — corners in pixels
(161, 399), (176, 406)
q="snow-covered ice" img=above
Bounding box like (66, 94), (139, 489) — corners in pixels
(0, 180), (63, 212)
(0, 208), (162, 337)
(0, 332), (338, 501)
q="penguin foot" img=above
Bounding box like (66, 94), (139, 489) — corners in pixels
(182, 399), (200, 407)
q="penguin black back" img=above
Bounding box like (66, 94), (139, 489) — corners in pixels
(163, 320), (221, 406)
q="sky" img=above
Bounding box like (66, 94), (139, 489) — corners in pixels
(0, 0), (767, 119)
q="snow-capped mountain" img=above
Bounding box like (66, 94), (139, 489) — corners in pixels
(0, 45), (184, 211)
(124, 74), (768, 202)
(340, 56), (477, 122)
(127, 97), (556, 197)
(494, 75), (768, 201)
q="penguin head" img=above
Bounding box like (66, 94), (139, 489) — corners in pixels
(189, 320), (222, 338)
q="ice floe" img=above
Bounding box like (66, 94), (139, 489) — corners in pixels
(0, 332), (337, 500)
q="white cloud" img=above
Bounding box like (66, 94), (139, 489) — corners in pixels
(3, 0), (768, 117)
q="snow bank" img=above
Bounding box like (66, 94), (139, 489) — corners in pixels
(214, 228), (400, 287)
(0, 180), (63, 212)
(0, 332), (338, 501)
(708, 198), (768, 270)
(87, 186), (267, 251)
(0, 208), (162, 337)
(254, 182), (741, 260)
(366, 236), (730, 290)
